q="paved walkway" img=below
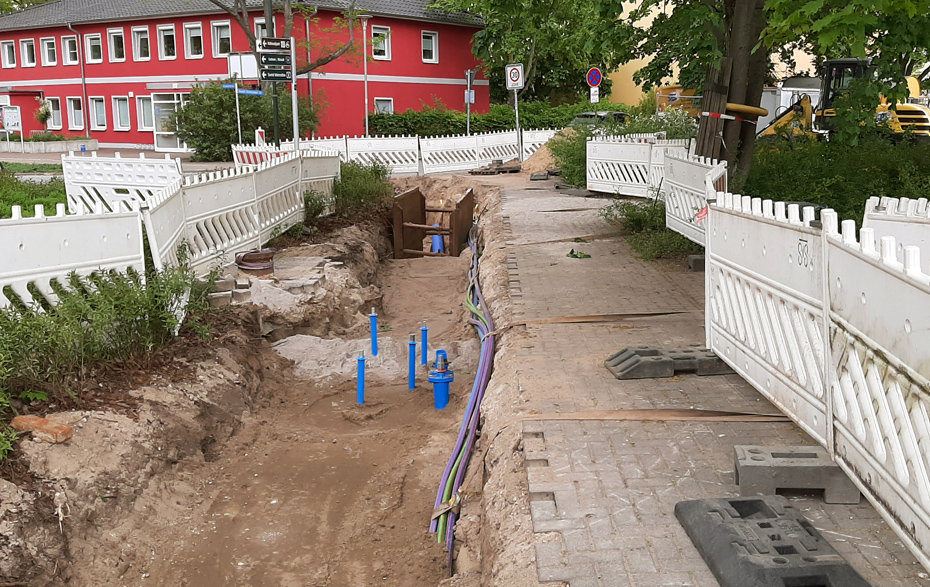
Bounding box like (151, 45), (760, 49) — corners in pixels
(501, 182), (929, 587)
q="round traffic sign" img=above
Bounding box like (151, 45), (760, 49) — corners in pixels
(586, 67), (602, 88)
(509, 67), (521, 82)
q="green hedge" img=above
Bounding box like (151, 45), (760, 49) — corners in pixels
(369, 101), (631, 137)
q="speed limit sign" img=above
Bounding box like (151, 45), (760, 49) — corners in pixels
(505, 63), (524, 90)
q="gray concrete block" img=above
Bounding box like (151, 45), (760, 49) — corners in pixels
(207, 291), (233, 308)
(604, 346), (734, 379)
(214, 277), (236, 292)
(235, 278), (250, 290)
(734, 445), (861, 504)
(231, 289), (251, 303)
(687, 254), (705, 272)
(530, 172), (549, 181)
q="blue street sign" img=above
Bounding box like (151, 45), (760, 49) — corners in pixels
(222, 83), (236, 89)
(238, 89), (265, 96)
(586, 67), (602, 88)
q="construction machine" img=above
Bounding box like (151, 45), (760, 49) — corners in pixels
(757, 58), (930, 139)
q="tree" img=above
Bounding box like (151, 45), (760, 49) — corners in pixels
(429, 0), (621, 103)
(0, 0), (52, 14)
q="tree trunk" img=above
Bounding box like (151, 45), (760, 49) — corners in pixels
(734, 30), (768, 183)
(721, 0), (766, 177)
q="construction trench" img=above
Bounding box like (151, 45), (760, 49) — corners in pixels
(0, 172), (546, 586)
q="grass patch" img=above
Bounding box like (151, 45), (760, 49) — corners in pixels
(332, 161), (393, 213)
(599, 199), (702, 261)
(0, 172), (67, 218)
(0, 162), (64, 174)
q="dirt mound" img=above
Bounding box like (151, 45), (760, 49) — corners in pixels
(521, 143), (556, 174)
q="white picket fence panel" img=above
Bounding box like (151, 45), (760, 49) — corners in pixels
(232, 138), (346, 168)
(346, 135), (419, 174)
(477, 130), (520, 167)
(0, 203), (145, 308)
(586, 137), (654, 197)
(650, 140), (691, 188)
(62, 152), (182, 214)
(862, 196), (930, 261)
(707, 193), (930, 570)
(419, 135), (478, 174)
(663, 154), (727, 245)
(523, 129), (558, 159)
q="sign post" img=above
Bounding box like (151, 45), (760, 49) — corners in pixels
(586, 67), (602, 105)
(465, 69), (475, 135)
(505, 63), (524, 161)
(222, 83), (242, 144)
(259, 36), (297, 148)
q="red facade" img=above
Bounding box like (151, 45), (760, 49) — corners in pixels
(0, 8), (488, 151)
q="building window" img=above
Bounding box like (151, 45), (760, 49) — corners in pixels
(20, 39), (36, 67)
(158, 25), (176, 60)
(184, 24), (203, 59)
(85, 34), (102, 63)
(62, 36), (78, 65)
(40, 37), (56, 66)
(254, 18), (270, 41)
(108, 29), (125, 62)
(132, 27), (150, 61)
(46, 98), (62, 129)
(137, 96), (154, 130)
(371, 26), (390, 60)
(212, 21), (231, 57)
(112, 97), (130, 130)
(89, 97), (106, 129)
(421, 31), (438, 63)
(1, 41), (14, 68)
(374, 97), (394, 114)
(67, 97), (83, 130)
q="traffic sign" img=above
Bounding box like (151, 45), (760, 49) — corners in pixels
(260, 68), (292, 82)
(590, 86), (600, 104)
(221, 83), (236, 89)
(586, 67), (602, 88)
(258, 37), (292, 52)
(238, 88), (265, 96)
(505, 63), (524, 91)
(260, 53), (291, 66)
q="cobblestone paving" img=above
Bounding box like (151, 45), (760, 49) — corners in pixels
(501, 186), (930, 586)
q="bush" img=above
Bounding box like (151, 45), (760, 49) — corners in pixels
(172, 80), (320, 162)
(4, 133), (92, 142)
(547, 127), (592, 187)
(741, 137), (930, 224)
(599, 199), (702, 260)
(0, 172), (66, 218)
(332, 161), (393, 212)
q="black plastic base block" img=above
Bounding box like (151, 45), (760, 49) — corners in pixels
(604, 346), (734, 379)
(675, 496), (872, 587)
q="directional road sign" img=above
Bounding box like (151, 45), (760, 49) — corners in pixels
(260, 53), (291, 66)
(505, 63), (524, 91)
(258, 37), (292, 52)
(221, 83), (236, 90)
(238, 88), (265, 96)
(586, 67), (603, 88)
(260, 68), (292, 82)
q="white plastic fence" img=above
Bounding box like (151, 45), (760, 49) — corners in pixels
(62, 152), (183, 213)
(863, 196), (930, 260)
(420, 135), (479, 174)
(586, 137), (654, 197)
(232, 137), (347, 168)
(650, 139), (692, 188)
(0, 203), (145, 308)
(522, 129), (558, 159)
(706, 193), (930, 570)
(663, 154), (727, 245)
(476, 130), (521, 167)
(346, 135), (420, 174)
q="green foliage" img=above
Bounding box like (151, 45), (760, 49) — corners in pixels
(304, 190), (329, 224)
(369, 100), (630, 137)
(599, 199), (702, 260)
(547, 127), (593, 187)
(608, 109), (699, 139)
(332, 161), (393, 212)
(741, 137), (930, 223)
(0, 162), (63, 173)
(0, 172), (66, 219)
(172, 80), (320, 162)
(6, 133), (92, 142)
(429, 0), (621, 102)
(0, 249), (216, 412)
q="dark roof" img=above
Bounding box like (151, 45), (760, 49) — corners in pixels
(0, 0), (480, 32)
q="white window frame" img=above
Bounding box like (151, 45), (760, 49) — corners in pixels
(40, 37), (56, 66)
(46, 97), (62, 129)
(85, 34), (102, 64)
(371, 25), (390, 61)
(211, 21), (231, 58)
(62, 35), (78, 65)
(112, 96), (130, 131)
(158, 24), (177, 60)
(89, 96), (106, 130)
(421, 31), (438, 64)
(253, 17), (269, 41)
(20, 38), (36, 67)
(183, 23), (203, 59)
(108, 28), (126, 62)
(1, 41), (15, 68)
(66, 96), (84, 131)
(374, 97), (394, 115)
(136, 96), (154, 131)
(132, 26), (151, 62)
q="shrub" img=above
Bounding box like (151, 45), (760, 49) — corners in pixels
(332, 161), (393, 212)
(599, 199), (702, 260)
(5, 133), (92, 142)
(547, 127), (592, 187)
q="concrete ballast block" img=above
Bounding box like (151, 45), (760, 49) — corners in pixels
(734, 445), (860, 504)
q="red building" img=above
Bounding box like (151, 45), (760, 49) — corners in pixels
(0, 0), (488, 152)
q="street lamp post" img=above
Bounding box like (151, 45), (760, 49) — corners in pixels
(359, 15), (372, 136)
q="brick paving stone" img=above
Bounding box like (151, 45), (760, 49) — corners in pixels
(501, 186), (930, 586)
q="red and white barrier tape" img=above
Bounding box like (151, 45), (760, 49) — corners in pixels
(701, 111), (757, 124)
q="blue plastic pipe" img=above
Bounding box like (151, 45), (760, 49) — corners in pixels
(357, 352), (366, 404)
(369, 307), (378, 356)
(408, 334), (417, 390)
(428, 350), (454, 410)
(420, 320), (429, 366)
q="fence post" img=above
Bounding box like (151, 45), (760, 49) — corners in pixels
(821, 209), (838, 458)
